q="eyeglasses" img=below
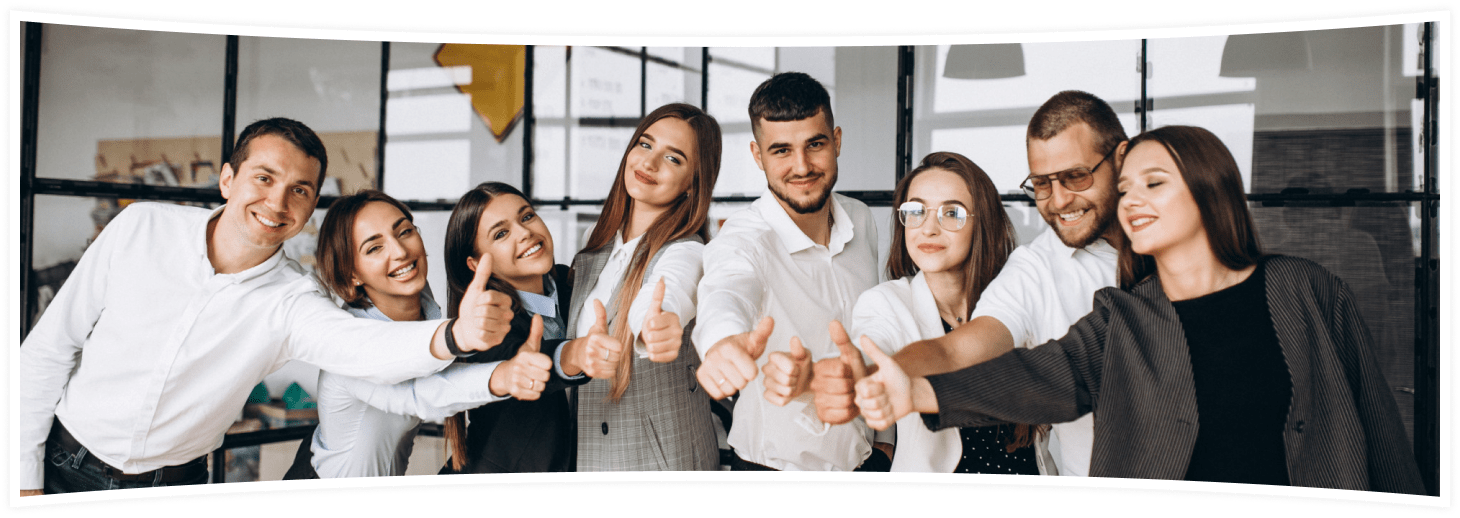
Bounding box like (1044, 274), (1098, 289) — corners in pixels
(897, 202), (968, 231)
(1019, 145), (1119, 200)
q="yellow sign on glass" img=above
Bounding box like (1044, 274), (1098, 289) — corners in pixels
(434, 44), (526, 143)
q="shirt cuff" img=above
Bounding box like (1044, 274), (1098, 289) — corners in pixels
(20, 452), (42, 490)
(552, 340), (586, 381)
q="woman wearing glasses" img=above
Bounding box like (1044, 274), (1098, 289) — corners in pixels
(854, 127), (1424, 493)
(838, 152), (1038, 473)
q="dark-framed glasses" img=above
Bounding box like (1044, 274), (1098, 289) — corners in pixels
(1019, 145), (1119, 200)
(897, 202), (968, 231)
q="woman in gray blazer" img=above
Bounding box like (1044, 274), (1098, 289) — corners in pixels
(855, 125), (1425, 494)
(568, 103), (723, 471)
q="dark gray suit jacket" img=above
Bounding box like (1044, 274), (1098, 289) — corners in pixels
(923, 256), (1425, 494)
(567, 236), (719, 471)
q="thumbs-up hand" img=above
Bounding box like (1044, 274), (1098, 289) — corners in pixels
(696, 316), (774, 400)
(488, 315), (553, 400)
(810, 320), (869, 424)
(855, 337), (913, 431)
(454, 254), (515, 352)
(762, 336), (812, 406)
(562, 300), (625, 379)
(640, 278), (683, 363)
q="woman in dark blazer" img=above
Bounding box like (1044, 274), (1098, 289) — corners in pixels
(436, 182), (615, 474)
(568, 103), (722, 471)
(854, 125), (1425, 494)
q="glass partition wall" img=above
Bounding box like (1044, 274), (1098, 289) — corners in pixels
(18, 22), (1442, 493)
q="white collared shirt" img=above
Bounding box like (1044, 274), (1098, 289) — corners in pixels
(574, 232), (702, 355)
(968, 226), (1118, 477)
(694, 191), (880, 471)
(18, 202), (451, 488)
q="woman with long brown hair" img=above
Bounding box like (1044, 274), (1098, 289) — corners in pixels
(568, 102), (722, 471)
(833, 152), (1041, 473)
(854, 126), (1424, 493)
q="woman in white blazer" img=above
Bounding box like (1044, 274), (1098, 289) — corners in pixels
(847, 152), (1046, 474)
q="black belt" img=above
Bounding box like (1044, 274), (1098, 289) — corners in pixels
(51, 422), (207, 483)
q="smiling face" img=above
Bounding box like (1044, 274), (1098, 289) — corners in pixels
(1026, 122), (1120, 249)
(902, 168), (976, 276)
(467, 193), (555, 292)
(349, 201), (427, 306)
(751, 109), (842, 215)
(216, 134), (321, 256)
(625, 117), (698, 211)
(1117, 141), (1207, 259)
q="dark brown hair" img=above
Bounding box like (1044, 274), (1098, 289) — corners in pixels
(439, 181), (536, 471)
(748, 71), (833, 138)
(582, 103), (721, 402)
(1026, 90), (1127, 157)
(1116, 125), (1263, 290)
(886, 152), (1043, 450)
(230, 117), (329, 189)
(313, 189), (415, 309)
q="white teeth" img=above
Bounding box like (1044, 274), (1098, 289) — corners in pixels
(255, 214), (284, 228)
(389, 262), (416, 278)
(1059, 209), (1087, 221)
(1131, 217), (1156, 227)
(519, 243), (542, 259)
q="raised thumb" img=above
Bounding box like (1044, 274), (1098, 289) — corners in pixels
(522, 314), (544, 353)
(591, 299), (608, 334)
(789, 336), (808, 361)
(859, 336), (892, 378)
(467, 253), (492, 294)
(746, 316), (774, 359)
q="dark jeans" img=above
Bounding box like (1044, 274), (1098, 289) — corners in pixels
(43, 427), (208, 493)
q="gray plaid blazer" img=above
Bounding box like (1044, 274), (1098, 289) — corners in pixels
(566, 236), (719, 471)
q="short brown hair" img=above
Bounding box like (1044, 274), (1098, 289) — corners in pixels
(314, 190), (414, 308)
(1117, 125), (1263, 289)
(1027, 90), (1127, 156)
(230, 117), (329, 191)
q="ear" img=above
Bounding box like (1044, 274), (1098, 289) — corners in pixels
(350, 276), (363, 288)
(1113, 140), (1130, 171)
(218, 163), (236, 200)
(749, 138), (765, 173)
(466, 255), (478, 273)
(832, 126), (843, 158)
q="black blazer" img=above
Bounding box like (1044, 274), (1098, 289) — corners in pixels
(444, 264), (588, 474)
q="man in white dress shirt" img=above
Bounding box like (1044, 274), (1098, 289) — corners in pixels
(693, 72), (890, 471)
(19, 118), (513, 494)
(887, 90), (1130, 476)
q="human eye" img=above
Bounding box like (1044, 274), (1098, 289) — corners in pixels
(1065, 170), (1091, 181)
(400, 226), (415, 238)
(366, 244), (382, 255)
(292, 186), (309, 196)
(255, 175), (271, 184)
(666, 155), (681, 165)
(493, 229), (509, 240)
(638, 139), (652, 150)
(808, 141), (823, 149)
(521, 211), (537, 223)
(1029, 176), (1051, 188)
(1147, 180), (1164, 189)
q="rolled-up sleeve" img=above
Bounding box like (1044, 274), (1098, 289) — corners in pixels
(692, 234), (765, 358)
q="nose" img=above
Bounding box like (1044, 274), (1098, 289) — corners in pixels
(790, 149), (811, 176)
(264, 184), (289, 213)
(1047, 177), (1075, 209)
(640, 151), (658, 173)
(920, 215), (939, 236)
(386, 236), (407, 260)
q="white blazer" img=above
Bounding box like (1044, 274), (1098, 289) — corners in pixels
(849, 272), (1052, 474)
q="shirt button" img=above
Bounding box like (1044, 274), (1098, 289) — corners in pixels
(1294, 420), (1305, 433)
(601, 422), (609, 435)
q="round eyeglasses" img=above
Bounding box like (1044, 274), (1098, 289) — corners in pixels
(1019, 145), (1119, 200)
(898, 202), (968, 231)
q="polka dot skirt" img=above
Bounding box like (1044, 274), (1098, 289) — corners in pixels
(954, 424), (1039, 475)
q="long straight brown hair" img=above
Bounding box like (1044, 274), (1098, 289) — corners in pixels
(438, 181), (536, 471)
(887, 152), (1042, 450)
(1116, 125), (1263, 290)
(583, 103), (721, 402)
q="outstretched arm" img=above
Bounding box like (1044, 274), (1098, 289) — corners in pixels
(893, 316), (1014, 378)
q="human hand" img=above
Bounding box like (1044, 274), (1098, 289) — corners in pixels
(564, 300), (624, 379)
(454, 254), (515, 352)
(640, 278), (683, 363)
(762, 336), (812, 406)
(696, 316), (774, 400)
(856, 337), (913, 431)
(810, 320), (869, 424)
(488, 315), (552, 400)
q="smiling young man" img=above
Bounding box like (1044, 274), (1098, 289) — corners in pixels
(19, 118), (513, 494)
(692, 72), (888, 471)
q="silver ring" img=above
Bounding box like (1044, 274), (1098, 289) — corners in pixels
(717, 378), (728, 385)
(603, 350), (611, 361)
(530, 380), (536, 391)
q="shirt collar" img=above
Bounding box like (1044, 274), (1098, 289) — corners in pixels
(202, 205), (286, 283)
(348, 284), (444, 321)
(518, 274), (559, 319)
(754, 189), (855, 256)
(611, 231), (641, 259)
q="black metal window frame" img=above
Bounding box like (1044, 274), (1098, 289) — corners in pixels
(17, 24), (1442, 494)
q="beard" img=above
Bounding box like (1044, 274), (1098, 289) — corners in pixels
(769, 170), (837, 215)
(1041, 196), (1117, 249)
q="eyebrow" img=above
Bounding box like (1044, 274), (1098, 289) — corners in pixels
(642, 132), (689, 161)
(485, 204), (531, 236)
(766, 133), (829, 152)
(253, 164), (318, 191)
(357, 217), (410, 251)
(907, 196), (968, 208)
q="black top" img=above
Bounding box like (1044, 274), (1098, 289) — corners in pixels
(944, 319), (1039, 475)
(1171, 260), (1291, 486)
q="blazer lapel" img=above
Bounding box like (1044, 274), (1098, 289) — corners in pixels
(566, 246), (612, 337)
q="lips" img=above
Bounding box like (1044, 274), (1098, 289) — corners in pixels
(518, 241), (544, 259)
(917, 244), (946, 254)
(784, 173), (822, 189)
(388, 261), (418, 280)
(254, 212), (287, 229)
(633, 170), (658, 186)
(1058, 208), (1089, 225)
(1127, 215), (1156, 233)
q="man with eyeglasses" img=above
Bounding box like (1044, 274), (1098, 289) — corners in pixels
(812, 90), (1127, 477)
